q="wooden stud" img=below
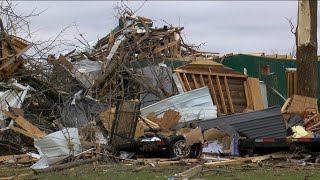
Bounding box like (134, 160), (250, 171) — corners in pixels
(191, 74), (199, 88)
(294, 71), (298, 94)
(216, 75), (227, 114)
(286, 72), (290, 98)
(289, 72), (293, 97)
(303, 113), (320, 125)
(15, 116), (46, 138)
(208, 75), (221, 116)
(183, 73), (192, 91)
(174, 69), (247, 78)
(176, 72), (187, 92)
(10, 126), (39, 139)
(224, 76), (235, 113)
(243, 81), (250, 108)
(199, 74), (205, 87)
(174, 165), (203, 180)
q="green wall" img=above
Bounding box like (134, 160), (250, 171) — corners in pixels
(215, 54), (320, 107)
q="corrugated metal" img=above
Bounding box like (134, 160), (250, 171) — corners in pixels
(140, 87), (217, 122)
(195, 106), (287, 139)
(31, 128), (82, 170)
(0, 82), (30, 129)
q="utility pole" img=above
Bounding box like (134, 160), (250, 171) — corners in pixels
(296, 0), (318, 98)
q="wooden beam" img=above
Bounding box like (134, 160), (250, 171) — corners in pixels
(246, 77), (264, 111)
(174, 165), (203, 180)
(224, 76), (234, 113)
(216, 75), (227, 114)
(208, 75), (221, 116)
(243, 81), (250, 108)
(0, 43), (33, 71)
(294, 71), (298, 94)
(10, 126), (39, 139)
(153, 40), (178, 54)
(0, 154), (29, 162)
(288, 72), (290, 96)
(1, 110), (17, 119)
(205, 152), (295, 167)
(199, 74), (205, 87)
(175, 72), (187, 92)
(303, 113), (320, 125)
(33, 156), (102, 173)
(174, 69), (247, 78)
(191, 74), (199, 88)
(182, 73), (192, 91)
(15, 116), (46, 138)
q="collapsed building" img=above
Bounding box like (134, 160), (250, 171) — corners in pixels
(1, 12), (320, 177)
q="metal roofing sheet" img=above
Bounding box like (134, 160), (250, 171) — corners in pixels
(140, 87), (217, 122)
(195, 106), (287, 139)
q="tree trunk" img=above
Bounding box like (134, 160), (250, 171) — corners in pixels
(296, 0), (318, 98)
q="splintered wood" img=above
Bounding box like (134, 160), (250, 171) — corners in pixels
(2, 110), (46, 139)
(174, 61), (264, 116)
(0, 35), (32, 80)
(184, 127), (204, 146)
(146, 109), (180, 129)
(283, 94), (318, 115)
(99, 107), (116, 132)
(246, 77), (264, 111)
(174, 165), (203, 180)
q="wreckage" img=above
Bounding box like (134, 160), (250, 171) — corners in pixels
(1, 12), (320, 178)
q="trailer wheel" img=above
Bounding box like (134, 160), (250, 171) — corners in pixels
(168, 135), (197, 158)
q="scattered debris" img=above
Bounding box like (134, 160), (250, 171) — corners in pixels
(1, 10), (320, 179)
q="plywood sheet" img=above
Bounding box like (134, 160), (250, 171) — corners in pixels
(184, 127), (204, 146)
(246, 77), (264, 111)
(289, 95), (318, 115)
(146, 109), (180, 129)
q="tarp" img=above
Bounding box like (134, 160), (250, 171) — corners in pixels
(61, 90), (108, 129)
(0, 81), (30, 129)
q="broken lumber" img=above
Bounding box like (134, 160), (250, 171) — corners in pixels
(246, 77), (264, 111)
(33, 156), (101, 174)
(146, 109), (180, 129)
(131, 165), (149, 172)
(174, 165), (203, 180)
(0, 172), (34, 180)
(204, 152), (295, 166)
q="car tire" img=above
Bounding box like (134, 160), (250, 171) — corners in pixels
(167, 135), (199, 158)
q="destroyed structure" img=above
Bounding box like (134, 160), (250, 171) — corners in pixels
(1, 12), (320, 178)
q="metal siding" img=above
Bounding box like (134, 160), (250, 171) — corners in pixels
(195, 106), (287, 139)
(217, 54), (297, 106)
(140, 87), (217, 122)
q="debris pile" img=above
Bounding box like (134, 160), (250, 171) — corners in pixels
(1, 12), (320, 179)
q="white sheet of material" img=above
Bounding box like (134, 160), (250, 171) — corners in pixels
(140, 87), (217, 122)
(0, 81), (30, 129)
(31, 128), (82, 170)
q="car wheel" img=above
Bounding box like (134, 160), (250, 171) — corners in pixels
(168, 135), (195, 158)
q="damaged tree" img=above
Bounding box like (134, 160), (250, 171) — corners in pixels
(296, 0), (318, 98)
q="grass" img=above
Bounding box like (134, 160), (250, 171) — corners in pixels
(2, 162), (320, 180)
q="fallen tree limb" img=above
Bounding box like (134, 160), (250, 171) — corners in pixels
(0, 172), (34, 180)
(131, 165), (149, 172)
(33, 156), (102, 174)
(174, 165), (203, 180)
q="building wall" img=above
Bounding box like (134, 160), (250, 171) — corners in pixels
(215, 54), (320, 107)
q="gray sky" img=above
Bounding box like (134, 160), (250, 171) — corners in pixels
(14, 1), (302, 55)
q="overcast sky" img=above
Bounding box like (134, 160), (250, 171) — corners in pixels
(13, 1), (306, 55)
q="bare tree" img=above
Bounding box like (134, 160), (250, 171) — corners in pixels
(296, 0), (318, 97)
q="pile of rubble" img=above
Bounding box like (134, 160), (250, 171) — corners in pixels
(1, 12), (320, 178)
